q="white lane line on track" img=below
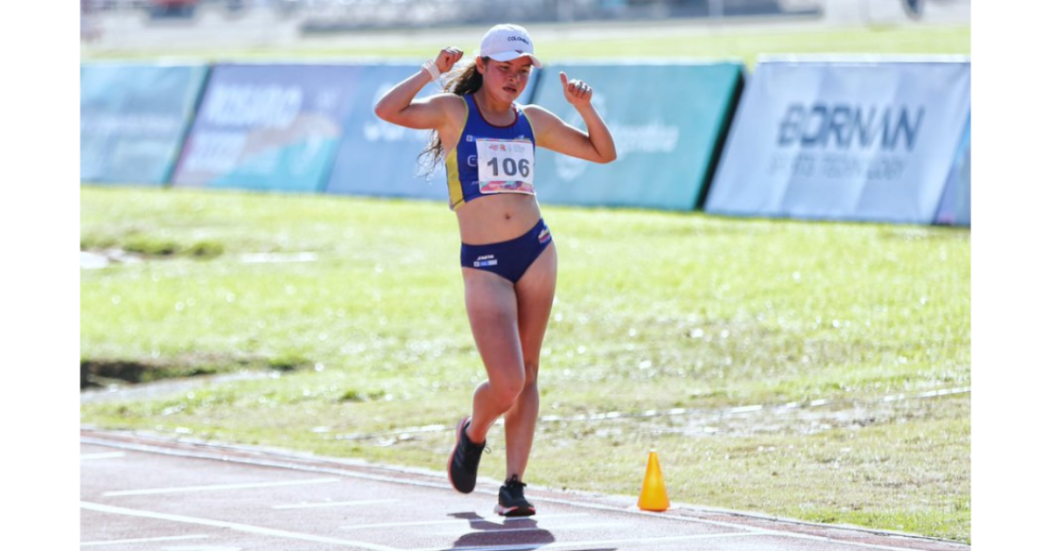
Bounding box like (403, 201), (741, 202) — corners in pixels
(103, 477), (340, 497)
(417, 531), (760, 551)
(79, 436), (456, 491)
(340, 513), (590, 531)
(81, 452), (126, 461)
(273, 499), (398, 509)
(80, 436), (964, 551)
(81, 534), (209, 546)
(80, 501), (400, 551)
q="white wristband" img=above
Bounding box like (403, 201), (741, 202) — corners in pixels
(422, 59), (441, 82)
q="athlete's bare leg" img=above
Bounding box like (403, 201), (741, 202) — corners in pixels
(504, 243), (557, 480)
(460, 243), (557, 480)
(461, 268), (525, 445)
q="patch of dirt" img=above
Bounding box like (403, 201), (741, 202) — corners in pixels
(81, 353), (302, 391)
(80, 369), (274, 405)
(82, 360), (148, 388)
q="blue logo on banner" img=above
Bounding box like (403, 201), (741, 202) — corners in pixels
(777, 104), (924, 151)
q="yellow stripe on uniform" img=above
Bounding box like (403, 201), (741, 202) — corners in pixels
(446, 95), (470, 210)
(446, 145), (464, 210)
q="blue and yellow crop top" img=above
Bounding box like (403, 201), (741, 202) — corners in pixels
(445, 94), (537, 210)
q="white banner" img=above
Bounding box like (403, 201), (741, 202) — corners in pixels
(706, 57), (971, 224)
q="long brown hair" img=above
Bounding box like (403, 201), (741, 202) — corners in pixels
(418, 58), (488, 177)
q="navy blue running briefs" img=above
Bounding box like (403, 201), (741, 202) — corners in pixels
(460, 218), (552, 283)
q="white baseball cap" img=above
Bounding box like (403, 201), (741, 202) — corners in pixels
(479, 24), (542, 68)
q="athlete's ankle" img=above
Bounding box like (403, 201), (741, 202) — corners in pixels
(465, 422), (485, 445)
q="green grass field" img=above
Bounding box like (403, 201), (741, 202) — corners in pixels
(80, 22), (971, 543)
(80, 185), (970, 542)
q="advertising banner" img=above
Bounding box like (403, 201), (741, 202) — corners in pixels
(935, 115), (971, 226)
(81, 62), (209, 185)
(705, 57), (971, 224)
(172, 63), (363, 193)
(529, 62), (743, 211)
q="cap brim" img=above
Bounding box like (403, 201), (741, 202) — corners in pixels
(487, 51), (543, 69)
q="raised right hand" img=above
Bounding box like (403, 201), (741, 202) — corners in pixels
(435, 47), (464, 74)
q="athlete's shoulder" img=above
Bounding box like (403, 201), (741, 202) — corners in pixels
(521, 104), (560, 132)
(419, 93), (468, 125)
(521, 103), (554, 117)
(427, 92), (468, 109)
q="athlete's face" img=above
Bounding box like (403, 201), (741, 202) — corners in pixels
(478, 57), (533, 102)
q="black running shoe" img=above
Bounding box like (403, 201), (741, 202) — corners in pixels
(495, 475), (536, 517)
(447, 416), (486, 494)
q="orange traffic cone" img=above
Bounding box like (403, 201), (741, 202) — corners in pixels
(637, 449), (670, 512)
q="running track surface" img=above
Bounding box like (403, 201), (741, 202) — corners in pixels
(81, 428), (969, 551)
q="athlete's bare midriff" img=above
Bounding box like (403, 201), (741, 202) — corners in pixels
(455, 193), (542, 245)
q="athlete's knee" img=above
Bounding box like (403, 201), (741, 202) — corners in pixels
(522, 360), (540, 387)
(490, 372), (526, 410)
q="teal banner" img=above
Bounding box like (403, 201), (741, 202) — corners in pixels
(81, 62), (209, 185)
(172, 63), (364, 193)
(530, 62), (743, 210)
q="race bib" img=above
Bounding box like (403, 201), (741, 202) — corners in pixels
(476, 138), (535, 195)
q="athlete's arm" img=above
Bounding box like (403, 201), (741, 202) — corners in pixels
(374, 47), (463, 130)
(524, 72), (617, 164)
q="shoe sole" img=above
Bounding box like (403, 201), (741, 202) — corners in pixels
(447, 416), (473, 494)
(494, 503), (536, 517)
